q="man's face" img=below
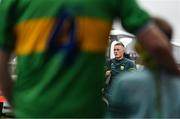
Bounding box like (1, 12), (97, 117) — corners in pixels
(114, 45), (124, 59)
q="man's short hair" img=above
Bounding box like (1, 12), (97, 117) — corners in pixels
(114, 42), (125, 47)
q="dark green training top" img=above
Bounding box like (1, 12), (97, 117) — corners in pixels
(106, 58), (136, 80)
(104, 57), (136, 101)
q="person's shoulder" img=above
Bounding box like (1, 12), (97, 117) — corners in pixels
(106, 58), (114, 66)
(108, 58), (116, 63)
(106, 58), (112, 63)
(124, 58), (134, 63)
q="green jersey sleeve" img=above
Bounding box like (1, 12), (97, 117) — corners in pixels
(115, 0), (151, 34)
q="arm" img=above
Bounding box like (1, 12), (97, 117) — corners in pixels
(115, 0), (179, 75)
(137, 23), (180, 75)
(0, 50), (13, 105)
(105, 59), (111, 77)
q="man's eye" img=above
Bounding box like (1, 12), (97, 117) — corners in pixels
(114, 49), (119, 51)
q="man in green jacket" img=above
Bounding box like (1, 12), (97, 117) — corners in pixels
(104, 42), (136, 101)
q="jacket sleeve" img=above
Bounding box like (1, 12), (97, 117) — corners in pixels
(114, 0), (151, 34)
(105, 59), (112, 71)
(128, 60), (136, 71)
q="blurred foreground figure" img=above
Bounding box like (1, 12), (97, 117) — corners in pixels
(107, 17), (180, 118)
(107, 70), (180, 118)
(0, 0), (179, 118)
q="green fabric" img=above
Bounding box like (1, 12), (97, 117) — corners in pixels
(11, 0), (115, 24)
(116, 0), (151, 33)
(0, 0), (150, 117)
(14, 52), (105, 117)
(0, 0), (151, 50)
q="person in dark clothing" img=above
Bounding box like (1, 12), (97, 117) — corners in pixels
(104, 42), (136, 103)
(105, 42), (136, 80)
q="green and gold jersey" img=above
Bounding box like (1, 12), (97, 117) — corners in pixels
(0, 0), (150, 117)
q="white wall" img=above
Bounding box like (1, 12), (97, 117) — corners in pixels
(138, 0), (180, 43)
(113, 0), (180, 43)
(172, 42), (180, 64)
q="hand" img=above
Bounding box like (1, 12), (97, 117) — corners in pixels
(105, 70), (111, 77)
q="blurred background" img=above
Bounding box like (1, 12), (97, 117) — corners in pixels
(112, 0), (180, 65)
